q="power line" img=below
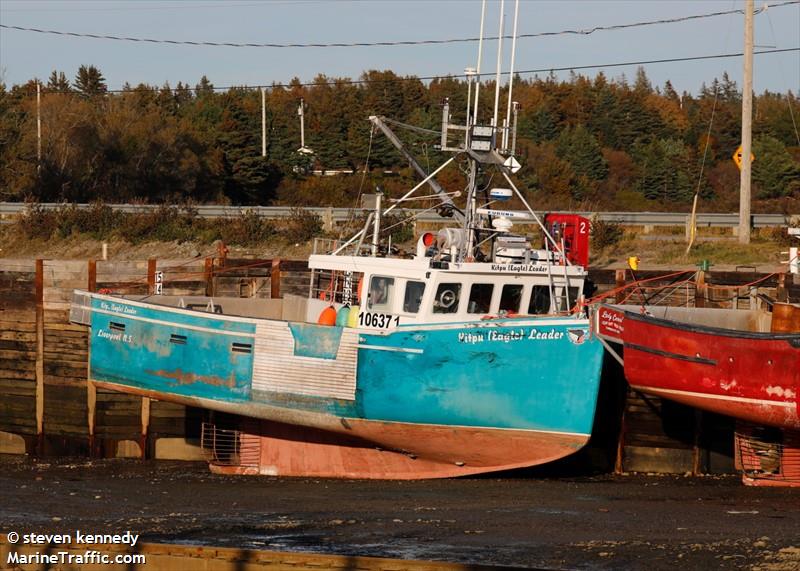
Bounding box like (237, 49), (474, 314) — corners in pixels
(2, 1), (798, 49)
(0, 0), (327, 12)
(89, 47), (793, 93)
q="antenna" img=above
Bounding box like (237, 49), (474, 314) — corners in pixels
(503, 0), (520, 151)
(472, 0), (487, 123)
(492, 0), (505, 137)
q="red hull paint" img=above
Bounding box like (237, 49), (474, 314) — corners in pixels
(209, 419), (588, 480)
(619, 310), (800, 429)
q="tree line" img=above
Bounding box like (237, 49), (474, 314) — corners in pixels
(0, 64), (798, 212)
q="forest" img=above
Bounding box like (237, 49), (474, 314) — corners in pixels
(0, 64), (798, 213)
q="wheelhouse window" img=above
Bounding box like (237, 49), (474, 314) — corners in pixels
(403, 281), (426, 314)
(499, 284), (523, 313)
(467, 283), (493, 314)
(368, 276), (395, 311)
(433, 283), (462, 314)
(528, 285), (551, 315)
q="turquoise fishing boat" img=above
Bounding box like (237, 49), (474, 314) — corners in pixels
(71, 226), (603, 478)
(70, 1), (605, 478)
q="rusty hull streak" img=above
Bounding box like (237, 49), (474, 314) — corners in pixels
(144, 368), (237, 389)
(91, 380), (361, 434)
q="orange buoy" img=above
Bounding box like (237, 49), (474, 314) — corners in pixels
(356, 276), (364, 304)
(317, 306), (337, 326)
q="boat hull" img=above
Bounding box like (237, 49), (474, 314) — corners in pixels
(600, 305), (800, 429)
(78, 293), (605, 478)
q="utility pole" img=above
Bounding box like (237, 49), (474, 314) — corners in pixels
(738, 0), (754, 245)
(261, 87), (266, 158)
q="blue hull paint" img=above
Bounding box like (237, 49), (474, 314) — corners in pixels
(87, 297), (603, 438)
(90, 298), (255, 401)
(358, 324), (603, 434)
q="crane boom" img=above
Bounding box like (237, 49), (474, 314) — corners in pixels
(368, 115), (462, 222)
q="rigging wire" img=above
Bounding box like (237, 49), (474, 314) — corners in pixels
(2, 2), (797, 49)
(686, 0), (738, 256)
(380, 117), (440, 137)
(341, 125), (375, 239)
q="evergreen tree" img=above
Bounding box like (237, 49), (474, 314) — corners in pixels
(520, 107), (559, 143)
(752, 135), (800, 198)
(634, 138), (696, 203)
(556, 125), (608, 181)
(217, 96), (281, 204)
(720, 72), (740, 103)
(195, 75), (214, 98)
(47, 71), (71, 93)
(73, 65), (107, 97)
(633, 67), (653, 96)
(663, 80), (679, 104)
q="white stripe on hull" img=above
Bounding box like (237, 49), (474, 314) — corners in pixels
(631, 385), (795, 409)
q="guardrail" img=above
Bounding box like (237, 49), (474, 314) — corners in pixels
(0, 202), (796, 228)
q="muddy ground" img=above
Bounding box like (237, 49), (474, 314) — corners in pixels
(1, 456), (799, 570)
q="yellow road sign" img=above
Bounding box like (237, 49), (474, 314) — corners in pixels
(733, 145), (755, 170)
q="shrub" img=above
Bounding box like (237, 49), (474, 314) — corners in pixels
(122, 205), (198, 244)
(16, 203), (58, 240)
(281, 208), (323, 243)
(759, 225), (799, 246)
(591, 216), (624, 249)
(217, 210), (277, 246)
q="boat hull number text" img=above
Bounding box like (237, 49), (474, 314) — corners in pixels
(359, 311), (400, 329)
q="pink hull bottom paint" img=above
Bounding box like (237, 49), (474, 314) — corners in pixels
(207, 419), (589, 480)
(94, 381), (590, 480)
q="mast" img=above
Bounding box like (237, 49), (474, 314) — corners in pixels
(738, 0), (754, 245)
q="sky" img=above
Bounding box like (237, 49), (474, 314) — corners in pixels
(0, 0), (798, 96)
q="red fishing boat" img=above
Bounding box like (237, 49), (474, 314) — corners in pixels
(595, 303), (800, 430)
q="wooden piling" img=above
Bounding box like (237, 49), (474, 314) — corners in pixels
(695, 270), (707, 308)
(147, 258), (157, 295)
(271, 258), (281, 299)
(777, 273), (788, 303)
(205, 257), (215, 297)
(143, 258), (156, 458)
(87, 259), (97, 456)
(141, 396), (151, 460)
(692, 410), (704, 475)
(34, 259), (45, 454)
(614, 269), (626, 304)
